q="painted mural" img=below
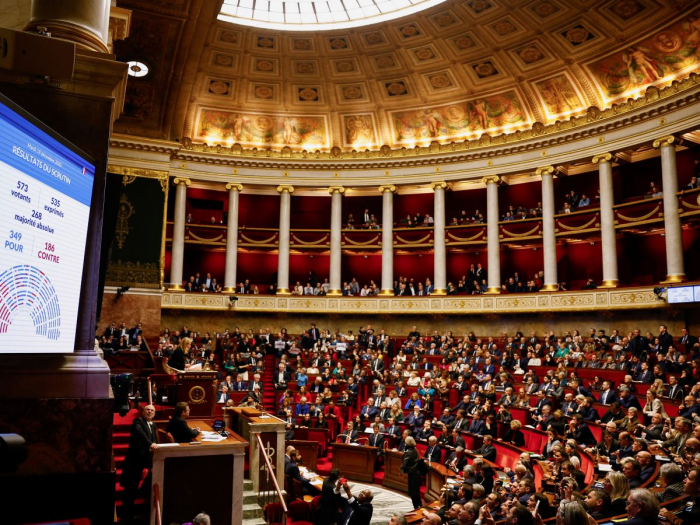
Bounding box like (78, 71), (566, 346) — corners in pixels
(587, 11), (700, 100)
(342, 114), (377, 146)
(389, 90), (529, 143)
(197, 109), (328, 147)
(533, 74), (585, 119)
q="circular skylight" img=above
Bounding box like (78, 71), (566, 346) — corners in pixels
(126, 61), (150, 78)
(218, 0), (447, 31)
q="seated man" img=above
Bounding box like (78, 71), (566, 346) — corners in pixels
(445, 446), (468, 473)
(424, 436), (442, 464)
(471, 434), (497, 462)
(340, 421), (359, 444)
(359, 398), (378, 420)
(285, 449), (314, 494)
(368, 423), (385, 456)
(165, 402), (200, 443)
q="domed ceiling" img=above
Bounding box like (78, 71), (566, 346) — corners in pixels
(113, 0), (700, 152)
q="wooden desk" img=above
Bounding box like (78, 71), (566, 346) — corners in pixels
(287, 440), (319, 471)
(383, 449), (408, 492)
(332, 443), (378, 483)
(152, 420), (248, 525)
(425, 463), (453, 503)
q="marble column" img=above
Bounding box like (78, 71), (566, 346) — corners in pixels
(169, 177), (190, 290)
(25, 0), (112, 53)
(653, 135), (687, 283)
(537, 166), (559, 291)
(379, 185), (396, 295)
(483, 176), (501, 294)
(327, 187), (345, 296)
(593, 153), (619, 288)
(223, 183), (242, 292)
(276, 185), (294, 295)
(431, 181), (448, 295)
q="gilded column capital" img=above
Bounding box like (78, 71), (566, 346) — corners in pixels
(276, 185), (295, 194)
(378, 185), (396, 194)
(481, 176), (500, 185)
(592, 153), (613, 164)
(653, 135), (680, 149)
(173, 177), (191, 186)
(328, 186), (346, 195)
(226, 183), (243, 191)
(535, 166), (555, 177)
(430, 181), (448, 191)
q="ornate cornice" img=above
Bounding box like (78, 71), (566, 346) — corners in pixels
(592, 153), (613, 164)
(109, 134), (180, 155)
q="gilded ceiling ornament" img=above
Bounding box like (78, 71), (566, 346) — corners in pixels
(115, 194), (134, 250)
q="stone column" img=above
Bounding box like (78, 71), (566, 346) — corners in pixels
(593, 153), (619, 288)
(25, 0), (112, 53)
(537, 166), (559, 291)
(327, 187), (345, 296)
(223, 183), (242, 292)
(483, 176), (501, 294)
(654, 136), (687, 283)
(379, 185), (396, 295)
(431, 181), (448, 295)
(276, 185), (294, 295)
(169, 177), (190, 290)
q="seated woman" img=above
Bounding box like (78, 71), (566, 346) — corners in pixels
(404, 392), (422, 410)
(389, 403), (404, 423)
(542, 429), (561, 459)
(500, 420), (526, 447)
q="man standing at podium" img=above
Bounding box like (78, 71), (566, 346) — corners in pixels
(120, 405), (159, 523)
(166, 402), (200, 443)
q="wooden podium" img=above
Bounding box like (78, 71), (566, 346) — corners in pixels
(151, 420), (248, 525)
(382, 449), (408, 492)
(332, 443), (377, 482)
(175, 371), (218, 417)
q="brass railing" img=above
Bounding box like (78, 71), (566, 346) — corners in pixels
(256, 434), (287, 525)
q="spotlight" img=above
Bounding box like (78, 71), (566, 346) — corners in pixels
(228, 295), (239, 305)
(653, 287), (667, 301)
(116, 286), (130, 298)
(110, 373), (133, 416)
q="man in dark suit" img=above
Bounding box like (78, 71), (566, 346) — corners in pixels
(424, 436), (442, 464)
(370, 355), (384, 374)
(385, 418), (401, 438)
(638, 362), (654, 384)
(285, 449), (314, 494)
(468, 411), (486, 435)
(341, 422), (359, 444)
(471, 435), (497, 462)
(680, 328), (699, 352)
(104, 321), (118, 339)
(445, 447), (468, 473)
(165, 402), (200, 443)
(667, 376), (684, 401)
(598, 381), (620, 405)
(232, 374), (247, 391)
(368, 424), (385, 457)
(567, 414), (596, 447)
(274, 363), (291, 389)
(337, 482), (374, 525)
(405, 406), (424, 429)
(359, 398), (378, 420)
(120, 405), (159, 522)
(128, 322), (143, 345)
(315, 469), (342, 525)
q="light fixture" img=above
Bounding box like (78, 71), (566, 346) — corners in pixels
(126, 61), (150, 78)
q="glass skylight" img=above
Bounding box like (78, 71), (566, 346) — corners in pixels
(218, 0), (446, 31)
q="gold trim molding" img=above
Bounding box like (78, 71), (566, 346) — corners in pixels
(481, 176), (500, 185)
(379, 185), (396, 193)
(173, 177), (192, 186)
(535, 166), (555, 177)
(328, 186), (346, 194)
(277, 185), (295, 193)
(162, 286), (667, 313)
(107, 165), (169, 192)
(226, 183), (243, 191)
(653, 135), (678, 149)
(430, 181), (448, 190)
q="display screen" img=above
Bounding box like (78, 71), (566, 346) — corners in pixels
(667, 285), (698, 304)
(0, 95), (94, 353)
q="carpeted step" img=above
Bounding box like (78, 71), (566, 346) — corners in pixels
(242, 503), (264, 520)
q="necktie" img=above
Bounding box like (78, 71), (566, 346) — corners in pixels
(346, 434), (350, 444)
(602, 391), (607, 404)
